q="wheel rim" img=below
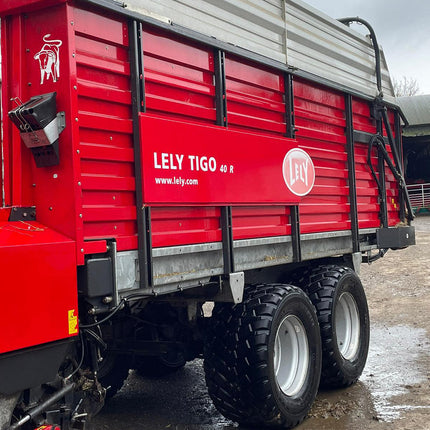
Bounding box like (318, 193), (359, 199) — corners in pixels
(274, 315), (309, 397)
(336, 292), (360, 360)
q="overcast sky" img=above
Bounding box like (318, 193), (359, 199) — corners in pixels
(304, 0), (430, 94)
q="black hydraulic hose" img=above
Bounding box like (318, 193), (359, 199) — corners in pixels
(339, 17), (414, 222)
(380, 108), (414, 221)
(367, 135), (386, 196)
(366, 248), (388, 264)
(80, 292), (153, 329)
(79, 298), (126, 329)
(367, 134), (414, 221)
(338, 17), (383, 96)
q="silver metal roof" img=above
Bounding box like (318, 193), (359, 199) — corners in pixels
(397, 95), (430, 126)
(126, 0), (396, 103)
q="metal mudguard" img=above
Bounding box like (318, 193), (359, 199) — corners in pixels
(0, 222), (78, 355)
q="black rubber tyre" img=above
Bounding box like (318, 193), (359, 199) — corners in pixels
(0, 393), (19, 430)
(204, 284), (322, 429)
(97, 353), (130, 399)
(297, 265), (370, 388)
(135, 352), (186, 378)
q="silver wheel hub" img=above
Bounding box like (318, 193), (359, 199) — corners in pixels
(336, 292), (360, 360)
(274, 315), (309, 397)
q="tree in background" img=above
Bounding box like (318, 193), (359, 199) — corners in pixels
(393, 76), (420, 97)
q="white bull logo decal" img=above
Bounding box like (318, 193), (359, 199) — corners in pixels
(34, 34), (62, 84)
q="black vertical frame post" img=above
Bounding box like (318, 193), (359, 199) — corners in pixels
(285, 73), (301, 263)
(290, 206), (301, 263)
(395, 111), (406, 222)
(142, 206), (153, 287)
(345, 94), (360, 253)
(130, 20), (153, 288)
(221, 206), (234, 274)
(214, 49), (227, 127)
(215, 49), (234, 274)
(285, 73), (295, 138)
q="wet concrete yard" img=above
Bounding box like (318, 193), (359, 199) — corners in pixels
(93, 216), (430, 430)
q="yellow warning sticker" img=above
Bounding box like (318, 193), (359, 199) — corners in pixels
(68, 309), (78, 335)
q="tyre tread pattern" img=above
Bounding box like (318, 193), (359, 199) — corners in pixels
(296, 265), (368, 388)
(98, 356), (130, 399)
(204, 284), (314, 428)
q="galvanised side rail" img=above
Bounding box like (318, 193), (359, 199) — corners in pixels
(406, 183), (430, 212)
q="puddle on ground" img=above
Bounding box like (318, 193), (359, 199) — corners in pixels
(300, 323), (430, 430)
(93, 324), (430, 430)
(361, 324), (429, 421)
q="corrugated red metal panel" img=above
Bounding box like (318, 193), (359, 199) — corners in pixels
(352, 99), (377, 134)
(225, 55), (286, 135)
(142, 27), (216, 124)
(355, 141), (380, 229)
(1, 4), (84, 261)
(74, 7), (137, 251)
(1, 14), (43, 208)
(232, 206), (291, 240)
(385, 109), (401, 227)
(294, 79), (349, 234)
(142, 53), (292, 247)
(352, 98), (379, 229)
(151, 207), (222, 247)
(387, 178), (400, 226)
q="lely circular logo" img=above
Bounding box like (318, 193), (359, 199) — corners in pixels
(282, 148), (315, 196)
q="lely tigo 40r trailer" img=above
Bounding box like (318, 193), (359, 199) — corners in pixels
(0, 0), (415, 429)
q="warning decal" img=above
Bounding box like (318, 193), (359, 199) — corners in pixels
(68, 309), (78, 335)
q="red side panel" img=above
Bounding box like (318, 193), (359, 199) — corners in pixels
(1, 15), (35, 207)
(225, 55), (286, 136)
(2, 5), (83, 260)
(233, 206), (292, 240)
(353, 98), (380, 229)
(152, 207), (222, 247)
(1, 2), (402, 256)
(74, 7), (138, 252)
(142, 27), (216, 124)
(294, 79), (350, 234)
(352, 99), (377, 135)
(384, 110), (401, 227)
(0, 222), (77, 354)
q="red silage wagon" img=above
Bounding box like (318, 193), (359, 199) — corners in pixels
(0, 0), (414, 429)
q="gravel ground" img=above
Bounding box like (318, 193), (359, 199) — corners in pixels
(93, 216), (430, 430)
